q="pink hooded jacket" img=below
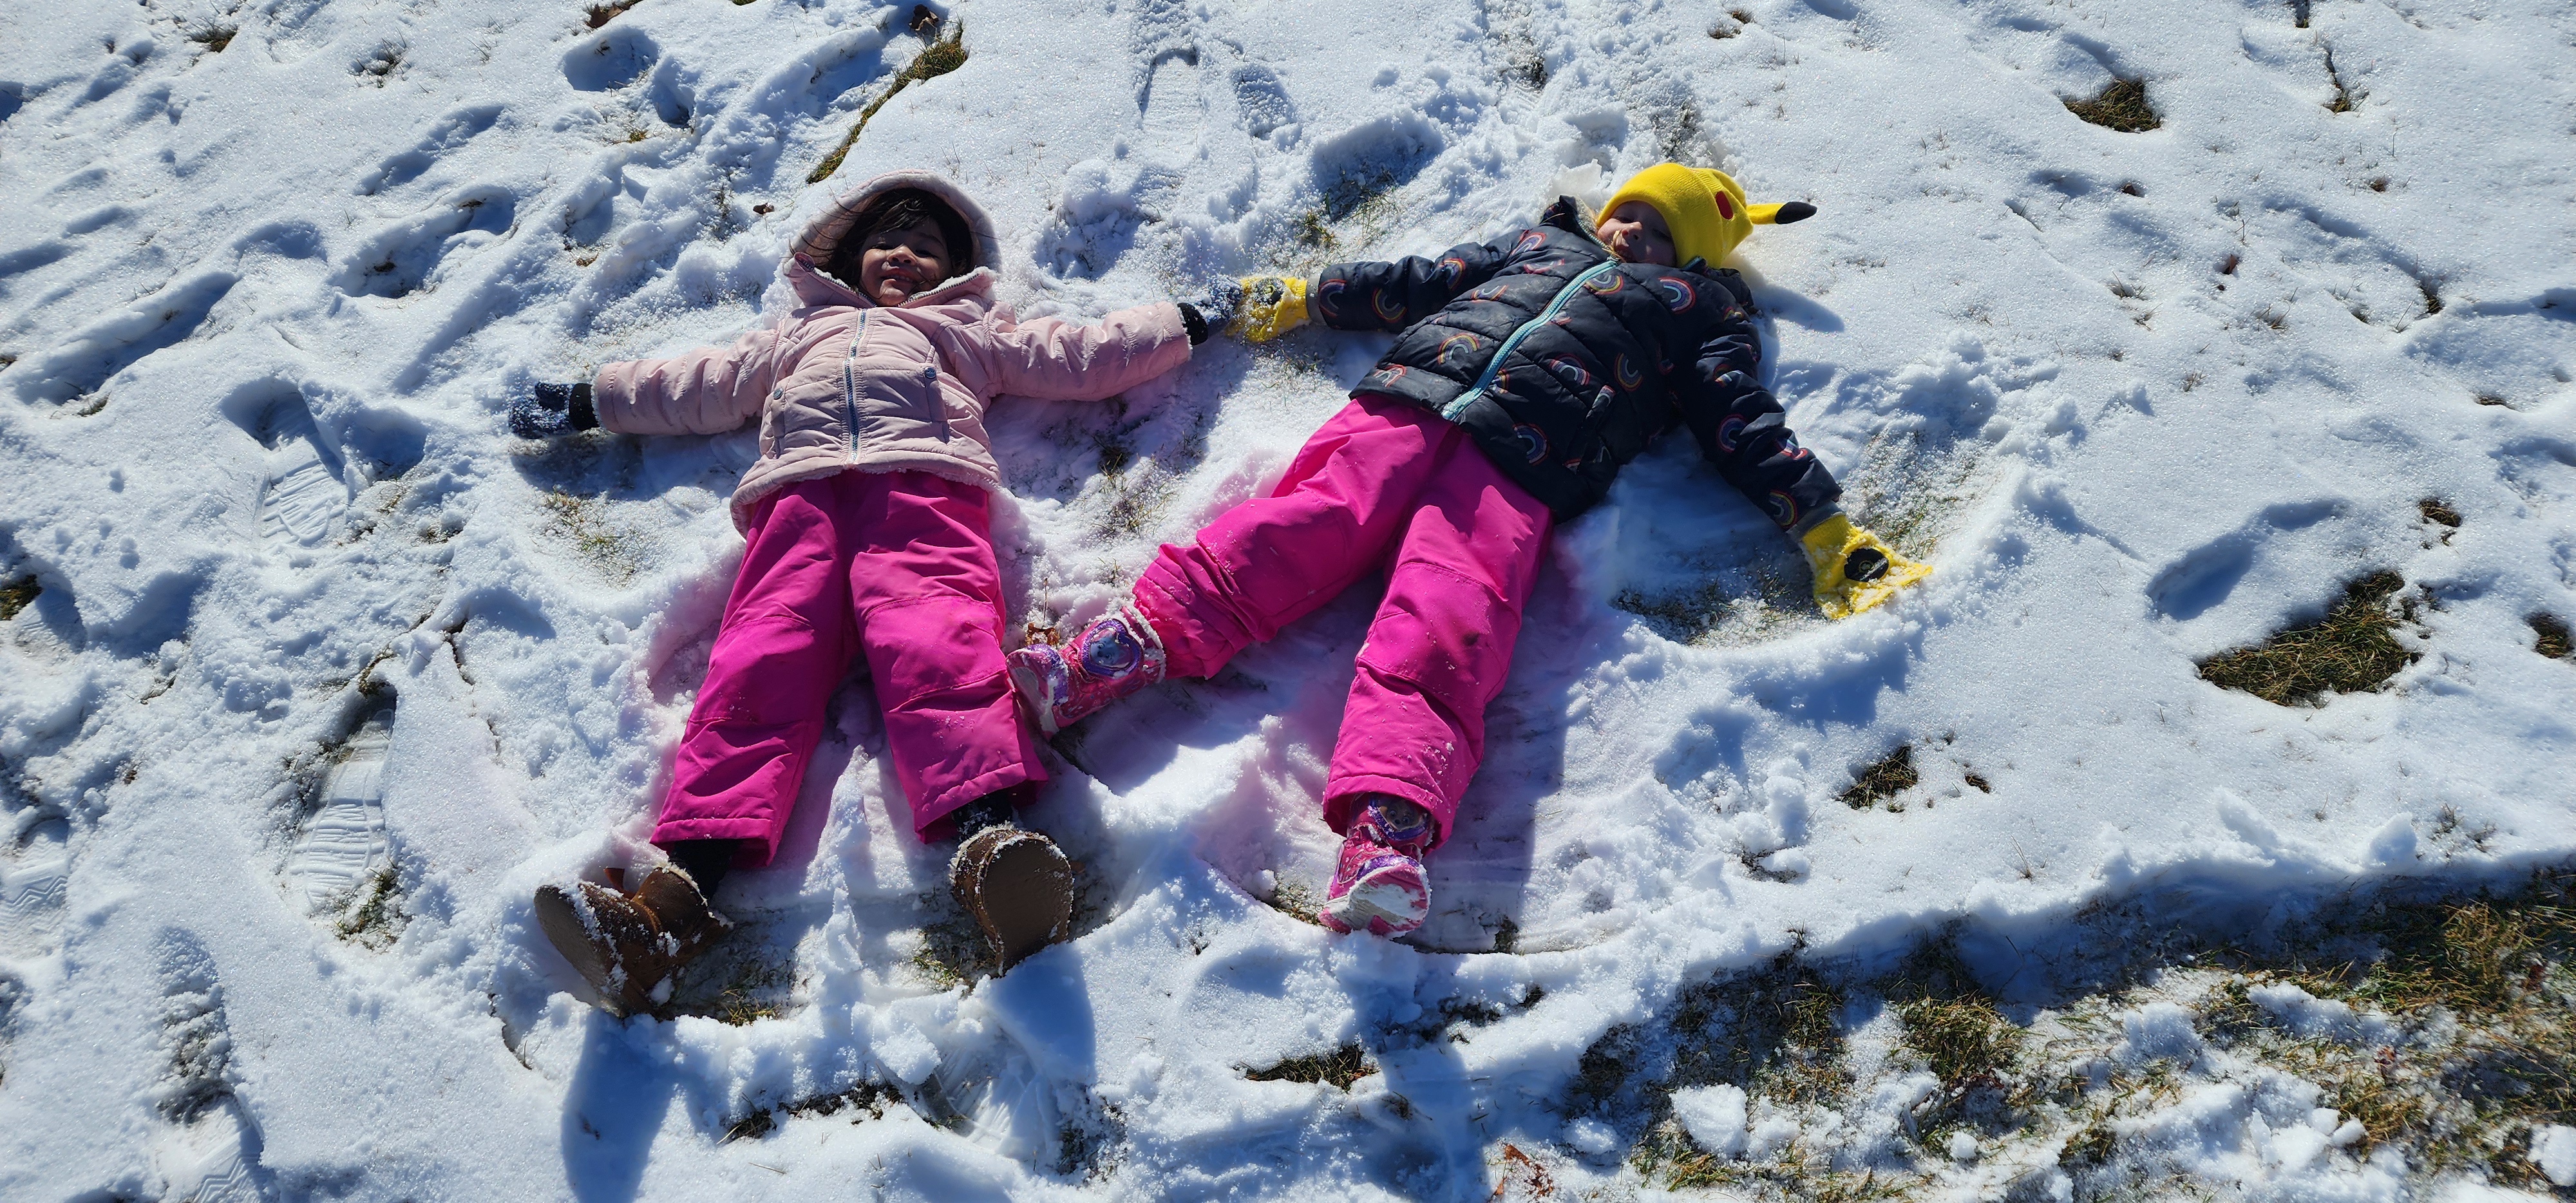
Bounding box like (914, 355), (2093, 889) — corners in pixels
(590, 171), (1193, 530)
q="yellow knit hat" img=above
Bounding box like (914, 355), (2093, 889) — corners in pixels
(1598, 163), (1814, 268)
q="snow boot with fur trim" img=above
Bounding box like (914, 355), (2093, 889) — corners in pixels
(949, 826), (1074, 972)
(534, 865), (732, 1017)
(1320, 795), (1435, 938)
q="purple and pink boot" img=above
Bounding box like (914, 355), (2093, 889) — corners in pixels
(1007, 605), (1166, 735)
(1320, 795), (1435, 938)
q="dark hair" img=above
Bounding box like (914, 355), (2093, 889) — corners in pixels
(826, 188), (972, 287)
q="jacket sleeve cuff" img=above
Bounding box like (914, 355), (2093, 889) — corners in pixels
(1787, 502), (1842, 537)
(587, 366), (627, 431)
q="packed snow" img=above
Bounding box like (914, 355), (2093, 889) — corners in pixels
(2, 0), (2572, 1199)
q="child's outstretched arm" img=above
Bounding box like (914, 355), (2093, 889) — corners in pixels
(1672, 305), (1927, 618)
(1220, 236), (1519, 343)
(970, 302), (1194, 401)
(589, 326), (786, 436)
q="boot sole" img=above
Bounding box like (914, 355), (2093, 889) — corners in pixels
(533, 884), (633, 1017)
(959, 832), (1074, 972)
(1322, 868), (1428, 937)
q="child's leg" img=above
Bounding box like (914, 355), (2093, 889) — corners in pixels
(653, 478), (861, 865)
(1321, 434), (1555, 848)
(844, 471), (1047, 840)
(1135, 393), (1453, 678)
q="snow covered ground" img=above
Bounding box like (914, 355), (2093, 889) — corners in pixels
(2, 0), (2573, 1198)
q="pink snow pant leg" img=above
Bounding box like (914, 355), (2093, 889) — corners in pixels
(652, 470), (1045, 863)
(1133, 393), (1553, 848)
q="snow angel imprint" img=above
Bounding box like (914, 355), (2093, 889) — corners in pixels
(1008, 162), (1931, 940)
(510, 171), (1236, 1014)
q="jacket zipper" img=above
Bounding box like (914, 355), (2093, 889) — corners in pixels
(1440, 260), (1620, 421)
(840, 310), (866, 460)
(923, 365), (946, 440)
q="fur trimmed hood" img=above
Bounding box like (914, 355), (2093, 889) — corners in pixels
(789, 169), (1002, 279)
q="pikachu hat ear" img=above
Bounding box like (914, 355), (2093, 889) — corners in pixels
(1602, 164), (1815, 266)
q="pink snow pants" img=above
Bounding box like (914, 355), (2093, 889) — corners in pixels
(1133, 393), (1553, 848)
(652, 470), (1043, 862)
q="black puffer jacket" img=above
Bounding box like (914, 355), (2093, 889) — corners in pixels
(1316, 198), (1839, 527)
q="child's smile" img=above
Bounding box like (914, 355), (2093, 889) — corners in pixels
(857, 222), (952, 305)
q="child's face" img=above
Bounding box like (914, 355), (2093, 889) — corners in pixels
(1596, 201), (1678, 267)
(856, 221), (952, 305)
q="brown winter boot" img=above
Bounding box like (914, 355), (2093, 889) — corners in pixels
(949, 826), (1074, 974)
(534, 866), (732, 1017)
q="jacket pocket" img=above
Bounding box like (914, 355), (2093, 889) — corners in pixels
(851, 361), (949, 444)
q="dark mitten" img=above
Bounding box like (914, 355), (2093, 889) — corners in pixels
(509, 381), (598, 439)
(1179, 278), (1246, 345)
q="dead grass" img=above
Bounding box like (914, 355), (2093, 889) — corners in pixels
(808, 21), (967, 183)
(2324, 48), (2358, 113)
(2197, 571), (2416, 705)
(2181, 874), (2576, 1179)
(1898, 995), (2023, 1090)
(2065, 79), (2159, 133)
(1841, 745), (1917, 810)
(584, 0), (642, 28)
(1244, 1043), (1371, 1090)
(187, 24), (238, 52)
(332, 866), (407, 950)
(1586, 870), (2576, 1198)
(0, 577), (37, 621)
(723, 1079), (893, 1142)
(2532, 614), (2572, 660)
(538, 490), (648, 585)
(2417, 497), (2461, 529)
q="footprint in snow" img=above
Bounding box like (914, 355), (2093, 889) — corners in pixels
(234, 392), (355, 550)
(151, 937), (272, 1202)
(355, 103), (504, 196)
(285, 702), (397, 931)
(0, 818), (70, 958)
(335, 185), (516, 300)
(4, 270), (237, 411)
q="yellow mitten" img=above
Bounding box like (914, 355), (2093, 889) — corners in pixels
(1800, 513), (1930, 620)
(1231, 275), (1309, 343)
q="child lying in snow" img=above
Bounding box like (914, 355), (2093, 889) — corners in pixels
(1009, 162), (1929, 938)
(510, 171), (1233, 1014)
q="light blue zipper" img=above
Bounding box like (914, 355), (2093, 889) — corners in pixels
(840, 309), (866, 459)
(1439, 260), (1619, 421)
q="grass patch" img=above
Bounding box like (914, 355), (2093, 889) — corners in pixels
(905, 900), (986, 990)
(1898, 995), (2022, 1090)
(724, 1079), (894, 1142)
(0, 577), (37, 621)
(332, 866), (407, 950)
(1841, 745), (1917, 810)
(1486, 1), (1548, 88)
(2197, 875), (2576, 1178)
(187, 24), (238, 52)
(1244, 1044), (1371, 1090)
(584, 0), (641, 28)
(2417, 497), (2461, 529)
(2065, 79), (2159, 133)
(2324, 48), (2358, 113)
(1265, 876), (1321, 925)
(2532, 613), (2573, 659)
(1581, 869), (2576, 1198)
(808, 21), (967, 184)
(538, 489), (648, 585)
(2197, 571), (2416, 705)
